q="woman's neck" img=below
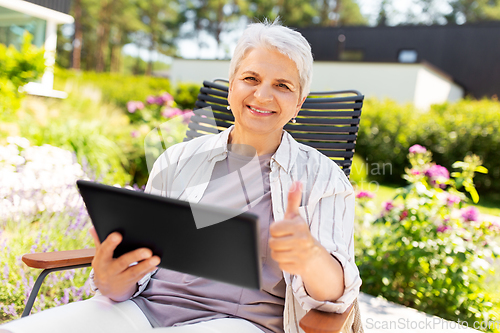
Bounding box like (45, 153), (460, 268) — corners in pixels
(228, 125), (282, 156)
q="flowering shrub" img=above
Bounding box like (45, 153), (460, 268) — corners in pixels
(355, 145), (499, 329)
(0, 137), (87, 224)
(0, 139), (95, 322)
(126, 92), (193, 127)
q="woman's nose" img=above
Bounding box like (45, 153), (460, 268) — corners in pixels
(254, 83), (273, 103)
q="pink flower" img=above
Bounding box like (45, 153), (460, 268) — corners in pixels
(410, 169), (421, 176)
(461, 206), (479, 222)
(447, 194), (461, 206)
(356, 190), (375, 199)
(488, 220), (500, 232)
(161, 107), (183, 118)
(160, 92), (174, 103)
(127, 101), (144, 113)
(399, 210), (408, 221)
(409, 144), (427, 154)
(425, 164), (449, 188)
(437, 225), (451, 233)
(130, 131), (139, 138)
(383, 201), (394, 212)
(182, 110), (194, 124)
(146, 95), (156, 104)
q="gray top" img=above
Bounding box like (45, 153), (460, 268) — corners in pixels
(132, 150), (285, 333)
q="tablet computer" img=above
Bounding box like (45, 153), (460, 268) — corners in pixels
(76, 180), (261, 290)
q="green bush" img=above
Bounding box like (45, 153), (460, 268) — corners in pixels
(356, 98), (500, 196)
(355, 146), (500, 330)
(54, 67), (172, 109)
(0, 33), (45, 121)
(175, 82), (201, 110)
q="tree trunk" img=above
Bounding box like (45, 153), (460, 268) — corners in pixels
(72, 0), (82, 70)
(109, 29), (122, 73)
(146, 35), (154, 76)
(95, 1), (112, 72)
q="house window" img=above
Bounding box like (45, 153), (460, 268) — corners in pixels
(339, 49), (364, 61)
(0, 6), (46, 49)
(398, 49), (418, 63)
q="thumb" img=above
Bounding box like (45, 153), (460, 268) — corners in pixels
(284, 181), (302, 219)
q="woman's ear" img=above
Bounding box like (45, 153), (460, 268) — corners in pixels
(295, 95), (306, 115)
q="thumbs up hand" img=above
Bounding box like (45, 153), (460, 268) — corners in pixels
(269, 181), (321, 276)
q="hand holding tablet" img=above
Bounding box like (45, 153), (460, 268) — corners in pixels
(77, 180), (262, 290)
(88, 226), (160, 302)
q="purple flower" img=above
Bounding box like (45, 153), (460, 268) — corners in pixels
(437, 225), (451, 233)
(62, 289), (70, 304)
(409, 144), (427, 154)
(461, 206), (479, 222)
(425, 164), (449, 188)
(162, 107), (183, 118)
(356, 190), (375, 199)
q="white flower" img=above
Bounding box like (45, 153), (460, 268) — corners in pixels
(0, 137), (87, 223)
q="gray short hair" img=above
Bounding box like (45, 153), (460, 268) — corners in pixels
(228, 20), (313, 100)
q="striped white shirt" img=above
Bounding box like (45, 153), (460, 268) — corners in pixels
(92, 125), (361, 333)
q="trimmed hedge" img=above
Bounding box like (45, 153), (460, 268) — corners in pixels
(356, 98), (500, 195)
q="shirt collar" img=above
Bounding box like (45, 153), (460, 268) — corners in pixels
(272, 129), (299, 174)
(207, 125), (233, 161)
(206, 125), (299, 174)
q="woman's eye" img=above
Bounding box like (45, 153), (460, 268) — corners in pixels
(244, 77), (257, 81)
(278, 83), (290, 90)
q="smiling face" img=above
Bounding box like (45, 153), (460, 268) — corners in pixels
(228, 47), (306, 139)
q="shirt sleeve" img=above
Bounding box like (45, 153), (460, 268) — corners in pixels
(290, 168), (362, 313)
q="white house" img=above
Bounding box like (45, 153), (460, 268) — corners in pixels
(0, 0), (74, 98)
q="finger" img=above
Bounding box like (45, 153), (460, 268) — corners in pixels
(111, 248), (155, 272)
(268, 235), (296, 251)
(89, 226), (101, 248)
(122, 256), (161, 282)
(284, 181), (302, 220)
(269, 216), (307, 237)
(97, 232), (122, 261)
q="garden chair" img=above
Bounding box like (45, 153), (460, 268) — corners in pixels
(21, 79), (364, 333)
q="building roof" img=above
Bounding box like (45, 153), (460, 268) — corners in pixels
(0, 0), (73, 24)
(297, 22), (500, 98)
(24, 0), (72, 14)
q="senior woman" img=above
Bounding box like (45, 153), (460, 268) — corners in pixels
(0, 21), (361, 333)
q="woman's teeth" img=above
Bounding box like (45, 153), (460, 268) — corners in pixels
(249, 106), (273, 114)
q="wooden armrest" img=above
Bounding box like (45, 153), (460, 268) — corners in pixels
(22, 248), (96, 269)
(299, 303), (354, 333)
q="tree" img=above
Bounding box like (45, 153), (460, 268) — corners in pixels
(181, 0), (246, 58)
(245, 0), (367, 27)
(136, 0), (184, 75)
(445, 0), (500, 23)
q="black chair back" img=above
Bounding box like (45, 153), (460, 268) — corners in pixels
(184, 79), (364, 178)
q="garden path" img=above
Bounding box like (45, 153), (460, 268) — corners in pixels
(358, 293), (483, 333)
